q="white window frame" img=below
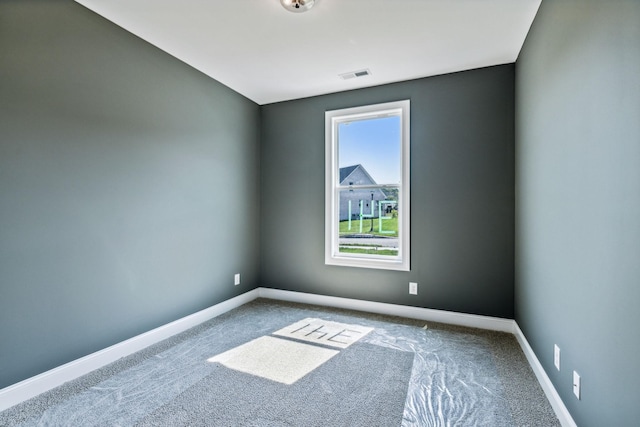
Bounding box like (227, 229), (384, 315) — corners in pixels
(325, 100), (410, 271)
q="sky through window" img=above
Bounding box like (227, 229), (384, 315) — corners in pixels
(338, 115), (401, 185)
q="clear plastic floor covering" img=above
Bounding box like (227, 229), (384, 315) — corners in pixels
(3, 300), (537, 426)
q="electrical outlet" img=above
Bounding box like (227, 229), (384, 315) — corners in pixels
(554, 344), (560, 371)
(409, 282), (418, 295)
(573, 371), (581, 399)
(234, 273), (240, 286)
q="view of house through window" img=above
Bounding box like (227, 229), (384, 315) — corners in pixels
(338, 117), (400, 256)
(325, 100), (410, 271)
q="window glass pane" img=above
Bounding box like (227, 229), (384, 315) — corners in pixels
(337, 189), (399, 258)
(338, 115), (401, 185)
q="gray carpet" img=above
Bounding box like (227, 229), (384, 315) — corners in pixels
(0, 299), (560, 426)
(137, 342), (413, 427)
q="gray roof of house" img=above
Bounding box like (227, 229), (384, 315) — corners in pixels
(339, 164), (360, 183)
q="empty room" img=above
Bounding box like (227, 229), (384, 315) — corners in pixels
(1, 0), (638, 426)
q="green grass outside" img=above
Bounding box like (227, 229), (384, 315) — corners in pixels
(339, 217), (398, 237)
(339, 247), (398, 256)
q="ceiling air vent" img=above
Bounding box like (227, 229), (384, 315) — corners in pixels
(339, 69), (371, 80)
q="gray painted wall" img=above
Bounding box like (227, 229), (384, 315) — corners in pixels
(515, 1), (640, 425)
(0, 0), (260, 389)
(261, 66), (515, 318)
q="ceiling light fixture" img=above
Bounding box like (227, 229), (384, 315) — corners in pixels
(280, 0), (315, 13)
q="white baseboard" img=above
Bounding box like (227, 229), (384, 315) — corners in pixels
(0, 289), (260, 412)
(1, 286), (576, 427)
(513, 323), (577, 427)
(258, 288), (516, 333)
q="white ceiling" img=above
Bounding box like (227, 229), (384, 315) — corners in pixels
(74, 0), (541, 105)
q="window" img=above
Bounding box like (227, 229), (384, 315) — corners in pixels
(325, 100), (410, 271)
